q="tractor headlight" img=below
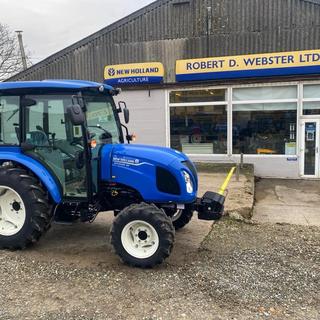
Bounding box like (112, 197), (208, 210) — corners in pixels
(182, 171), (193, 194)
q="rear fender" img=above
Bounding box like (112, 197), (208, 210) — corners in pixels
(0, 151), (62, 203)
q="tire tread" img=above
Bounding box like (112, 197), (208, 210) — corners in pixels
(0, 165), (53, 250)
(111, 202), (175, 268)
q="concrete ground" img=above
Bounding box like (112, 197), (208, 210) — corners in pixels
(253, 178), (320, 226)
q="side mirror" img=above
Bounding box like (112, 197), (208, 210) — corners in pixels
(118, 101), (130, 123)
(67, 104), (85, 126)
(117, 101), (126, 113)
(123, 107), (130, 124)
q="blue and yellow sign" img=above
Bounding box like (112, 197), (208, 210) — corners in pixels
(104, 62), (164, 85)
(176, 49), (320, 82)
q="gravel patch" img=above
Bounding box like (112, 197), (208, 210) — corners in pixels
(0, 219), (319, 320)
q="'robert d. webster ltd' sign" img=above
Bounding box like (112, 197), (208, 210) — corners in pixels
(176, 49), (320, 81)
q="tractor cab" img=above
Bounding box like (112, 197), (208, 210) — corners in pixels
(0, 81), (125, 202)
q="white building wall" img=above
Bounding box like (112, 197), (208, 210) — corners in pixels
(189, 155), (300, 179)
(114, 89), (167, 146)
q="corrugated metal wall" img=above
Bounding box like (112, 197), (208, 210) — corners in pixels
(9, 0), (320, 83)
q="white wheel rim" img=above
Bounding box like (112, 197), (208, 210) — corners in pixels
(172, 209), (183, 222)
(121, 220), (160, 259)
(0, 186), (26, 236)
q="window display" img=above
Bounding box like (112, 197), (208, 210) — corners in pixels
(170, 105), (227, 154)
(232, 103), (297, 154)
(232, 86), (297, 155)
(169, 84), (303, 156)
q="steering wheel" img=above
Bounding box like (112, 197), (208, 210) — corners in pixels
(54, 145), (76, 160)
(70, 137), (83, 146)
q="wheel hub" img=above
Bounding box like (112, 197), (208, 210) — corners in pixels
(138, 230), (148, 241)
(12, 201), (21, 212)
(0, 186), (26, 236)
(121, 220), (159, 259)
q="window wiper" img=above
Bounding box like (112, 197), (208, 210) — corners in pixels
(88, 125), (113, 140)
(88, 124), (109, 134)
(7, 109), (19, 122)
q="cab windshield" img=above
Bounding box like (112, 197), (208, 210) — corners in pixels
(83, 94), (122, 145)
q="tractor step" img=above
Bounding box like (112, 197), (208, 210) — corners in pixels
(54, 220), (75, 226)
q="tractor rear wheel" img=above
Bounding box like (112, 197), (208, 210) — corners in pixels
(111, 203), (175, 268)
(171, 208), (193, 230)
(0, 166), (52, 249)
(164, 206), (194, 230)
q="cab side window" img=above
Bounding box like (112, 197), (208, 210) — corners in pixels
(48, 100), (67, 140)
(0, 96), (20, 145)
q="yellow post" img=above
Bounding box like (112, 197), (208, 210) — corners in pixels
(218, 167), (236, 196)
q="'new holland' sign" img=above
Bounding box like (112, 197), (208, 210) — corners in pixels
(176, 49), (320, 82)
(104, 62), (164, 85)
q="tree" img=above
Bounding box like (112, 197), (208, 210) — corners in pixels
(0, 23), (31, 81)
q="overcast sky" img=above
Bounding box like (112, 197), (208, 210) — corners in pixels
(0, 0), (155, 64)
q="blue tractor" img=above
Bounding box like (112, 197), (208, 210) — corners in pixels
(0, 80), (226, 268)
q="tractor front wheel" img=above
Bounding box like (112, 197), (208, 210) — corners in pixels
(111, 203), (175, 268)
(0, 166), (52, 249)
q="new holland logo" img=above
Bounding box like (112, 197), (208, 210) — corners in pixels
(104, 62), (164, 85)
(108, 68), (115, 77)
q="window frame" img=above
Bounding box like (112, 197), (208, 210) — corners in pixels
(168, 86), (228, 156)
(301, 83), (320, 116)
(167, 82), (308, 158)
(231, 85), (298, 156)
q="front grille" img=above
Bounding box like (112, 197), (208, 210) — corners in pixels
(156, 167), (181, 195)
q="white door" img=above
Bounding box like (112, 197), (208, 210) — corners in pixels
(300, 119), (320, 178)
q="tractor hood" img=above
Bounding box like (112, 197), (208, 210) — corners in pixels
(112, 144), (189, 166)
(100, 143), (198, 203)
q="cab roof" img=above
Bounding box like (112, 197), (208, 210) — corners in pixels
(0, 80), (114, 92)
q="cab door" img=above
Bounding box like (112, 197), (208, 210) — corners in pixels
(23, 95), (89, 199)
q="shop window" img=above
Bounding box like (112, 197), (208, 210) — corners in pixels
(232, 103), (297, 155)
(303, 84), (320, 99)
(232, 86), (297, 101)
(303, 85), (320, 115)
(170, 89), (226, 103)
(170, 105), (227, 154)
(303, 102), (320, 115)
(0, 96), (20, 145)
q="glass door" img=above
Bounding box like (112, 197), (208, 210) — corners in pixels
(24, 95), (88, 198)
(301, 120), (320, 177)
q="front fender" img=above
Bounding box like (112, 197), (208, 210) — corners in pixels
(0, 149), (62, 203)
